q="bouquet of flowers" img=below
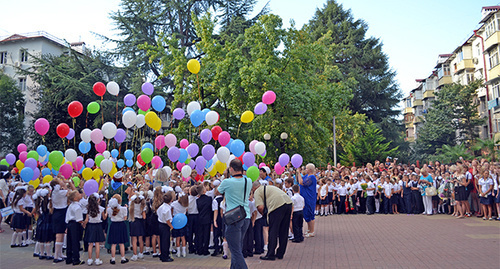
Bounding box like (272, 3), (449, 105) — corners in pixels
(377, 185), (383, 192)
(361, 183), (368, 198)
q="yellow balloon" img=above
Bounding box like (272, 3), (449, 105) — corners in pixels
(29, 179), (40, 189)
(241, 110), (254, 123)
(43, 175), (53, 184)
(66, 161), (72, 166)
(215, 160), (226, 174)
(61, 157), (65, 166)
(16, 160), (24, 170)
(47, 162), (52, 170)
(82, 168), (93, 180)
(109, 166), (117, 178)
(145, 111), (160, 130)
(99, 179), (104, 191)
(209, 168), (217, 177)
(187, 59), (200, 74)
(93, 169), (103, 180)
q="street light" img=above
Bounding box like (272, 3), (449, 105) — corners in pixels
(280, 132), (288, 140)
(264, 133), (271, 141)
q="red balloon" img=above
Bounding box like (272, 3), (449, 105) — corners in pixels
(237, 154), (244, 163)
(67, 101), (83, 118)
(93, 82), (106, 97)
(211, 126), (222, 141)
(137, 154), (146, 166)
(56, 123), (70, 139)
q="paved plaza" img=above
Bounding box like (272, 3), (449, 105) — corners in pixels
(0, 214), (499, 269)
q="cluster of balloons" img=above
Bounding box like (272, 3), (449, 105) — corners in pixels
(239, 90), (276, 124)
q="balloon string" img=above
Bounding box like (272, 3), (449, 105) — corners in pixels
(236, 122), (242, 138)
(72, 118), (76, 148)
(115, 95), (118, 126)
(125, 129), (128, 151)
(62, 138), (66, 152)
(86, 112), (88, 128)
(197, 74), (201, 102)
(101, 96), (104, 124)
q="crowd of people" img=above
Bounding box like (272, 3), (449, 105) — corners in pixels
(0, 157), (499, 268)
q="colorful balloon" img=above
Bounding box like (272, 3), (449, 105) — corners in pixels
(151, 95), (166, 112)
(172, 108), (185, 120)
(68, 101), (83, 118)
(262, 90), (276, 105)
(187, 59), (201, 74)
(211, 126), (222, 141)
(240, 111), (254, 123)
(87, 102), (100, 114)
(205, 111), (219, 126)
(93, 82), (106, 96)
(106, 81), (120, 96)
(165, 134), (177, 148)
(218, 131), (230, 147)
(199, 129), (212, 144)
(34, 118), (50, 136)
(137, 94), (151, 111)
(254, 102), (267, 115)
(56, 123), (70, 139)
(123, 93), (136, 106)
(141, 82), (154, 95)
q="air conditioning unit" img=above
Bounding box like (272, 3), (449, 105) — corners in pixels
(14, 62), (20, 67)
(473, 58), (479, 64)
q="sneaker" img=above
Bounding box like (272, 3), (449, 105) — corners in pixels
(130, 255), (138, 261)
(138, 253), (144, 259)
(87, 259), (93, 266)
(121, 258), (129, 264)
(94, 259), (103, 266)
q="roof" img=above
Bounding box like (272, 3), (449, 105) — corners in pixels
(0, 31), (67, 48)
(480, 6), (500, 23)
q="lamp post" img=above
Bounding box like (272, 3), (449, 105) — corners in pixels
(280, 132), (288, 154)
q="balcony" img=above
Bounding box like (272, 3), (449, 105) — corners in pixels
(455, 59), (474, 73)
(403, 107), (413, 114)
(412, 99), (423, 107)
(488, 64), (500, 81)
(405, 122), (414, 128)
(485, 31), (500, 51)
(414, 116), (423, 123)
(423, 90), (434, 99)
(439, 76), (452, 87)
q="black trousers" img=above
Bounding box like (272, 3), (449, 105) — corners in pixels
(266, 203), (292, 259)
(404, 193), (412, 214)
(213, 218), (223, 253)
(292, 210), (303, 241)
(357, 191), (366, 213)
(337, 196), (346, 214)
(66, 221), (81, 264)
(159, 223), (171, 261)
(366, 196), (375, 214)
(253, 218), (264, 253)
(197, 223), (210, 254)
(411, 191), (423, 214)
(242, 221), (254, 256)
(383, 196), (392, 214)
(187, 214), (199, 253)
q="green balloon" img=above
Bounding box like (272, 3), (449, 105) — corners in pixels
(95, 155), (105, 167)
(141, 148), (153, 164)
(138, 109), (150, 116)
(72, 176), (80, 187)
(184, 158), (191, 165)
(87, 102), (100, 114)
(247, 166), (259, 182)
(49, 151), (63, 168)
(27, 150), (39, 161)
(0, 159), (8, 166)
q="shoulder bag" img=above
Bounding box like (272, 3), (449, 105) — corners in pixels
(224, 176), (248, 225)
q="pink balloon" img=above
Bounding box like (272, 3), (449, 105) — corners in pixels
(249, 140), (258, 155)
(262, 90), (276, 105)
(90, 129), (103, 144)
(19, 151), (28, 163)
(59, 163), (73, 179)
(73, 157), (84, 171)
(17, 144), (27, 154)
(155, 135), (166, 150)
(176, 161), (185, 171)
(151, 156), (162, 169)
(180, 139), (189, 149)
(218, 131), (230, 147)
(274, 162), (284, 175)
(95, 141), (106, 153)
(165, 134), (177, 148)
(34, 118), (50, 136)
(137, 94), (151, 111)
(259, 162), (266, 168)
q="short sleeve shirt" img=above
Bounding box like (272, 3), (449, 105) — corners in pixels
(217, 176), (252, 219)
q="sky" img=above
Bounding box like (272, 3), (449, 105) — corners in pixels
(1, 0), (500, 98)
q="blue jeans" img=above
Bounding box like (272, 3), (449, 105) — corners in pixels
(225, 218), (250, 269)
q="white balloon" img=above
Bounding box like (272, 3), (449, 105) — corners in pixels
(254, 142), (266, 155)
(64, 149), (77, 163)
(122, 111), (137, 129)
(39, 154), (47, 162)
(205, 111), (219, 126)
(102, 150), (111, 159)
(100, 159), (113, 174)
(106, 81), (120, 96)
(181, 165), (192, 178)
(102, 122), (117, 139)
(217, 147), (230, 163)
(80, 128), (92, 143)
(163, 166), (172, 179)
(226, 154), (236, 166)
(136, 161), (143, 169)
(136, 114), (146, 128)
(187, 101), (201, 116)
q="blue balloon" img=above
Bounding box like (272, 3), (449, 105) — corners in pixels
(41, 168), (51, 177)
(36, 145), (48, 157)
(178, 149), (188, 163)
(190, 109), (204, 127)
(226, 138), (234, 151)
(111, 149), (119, 158)
(151, 95), (166, 112)
(79, 141), (91, 154)
(122, 107), (134, 114)
(142, 143), (154, 151)
(78, 165), (85, 174)
(52, 169), (59, 176)
(230, 139), (245, 157)
(172, 213), (188, 229)
(205, 159), (213, 169)
(243, 164), (248, 170)
(202, 108), (210, 117)
(124, 149), (134, 160)
(126, 159), (133, 168)
(20, 167), (34, 183)
(117, 159), (125, 168)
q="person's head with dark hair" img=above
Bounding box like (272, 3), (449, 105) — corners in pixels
(229, 159), (243, 174)
(292, 184), (300, 194)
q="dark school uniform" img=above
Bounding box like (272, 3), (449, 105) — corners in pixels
(196, 194), (213, 255)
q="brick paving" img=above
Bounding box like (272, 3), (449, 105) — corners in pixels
(0, 214), (499, 269)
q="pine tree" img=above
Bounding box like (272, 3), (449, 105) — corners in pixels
(0, 72), (25, 154)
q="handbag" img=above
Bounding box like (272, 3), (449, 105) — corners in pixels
(224, 176), (248, 225)
(426, 186), (437, 196)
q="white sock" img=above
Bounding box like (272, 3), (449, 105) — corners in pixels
(181, 246), (186, 254)
(209, 231), (213, 247)
(39, 242), (45, 255)
(34, 242), (40, 254)
(63, 234), (67, 248)
(11, 232), (18, 245)
(45, 243), (52, 256)
(55, 242), (63, 259)
(28, 230), (33, 241)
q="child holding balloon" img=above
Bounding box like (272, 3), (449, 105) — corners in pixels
(171, 194), (188, 257)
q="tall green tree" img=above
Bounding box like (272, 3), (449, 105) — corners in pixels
(303, 0), (401, 124)
(0, 72), (25, 155)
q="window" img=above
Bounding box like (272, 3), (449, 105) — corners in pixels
(489, 48), (499, 69)
(18, 77), (26, 91)
(406, 99), (412, 107)
(0, 51), (7, 64)
(20, 49), (28, 62)
(444, 65), (450, 76)
(485, 14), (500, 38)
(493, 82), (500, 99)
(458, 51), (464, 62)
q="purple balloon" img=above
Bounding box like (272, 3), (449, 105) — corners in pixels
(123, 93), (136, 106)
(291, 154), (303, 168)
(254, 102), (268, 115)
(279, 153), (290, 167)
(5, 153), (16, 165)
(66, 128), (75, 140)
(25, 158), (37, 169)
(114, 128), (126, 143)
(242, 152), (255, 166)
(187, 143), (199, 158)
(189, 159), (196, 169)
(32, 168), (40, 181)
(85, 158), (95, 168)
(199, 129), (212, 144)
(195, 156), (206, 170)
(196, 166), (204, 175)
(83, 179), (98, 196)
(173, 108), (185, 120)
(142, 82), (154, 95)
(168, 147), (180, 162)
(201, 145), (215, 161)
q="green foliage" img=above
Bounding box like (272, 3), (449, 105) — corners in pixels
(0, 72), (25, 155)
(431, 144), (473, 164)
(471, 138), (499, 162)
(339, 120), (398, 166)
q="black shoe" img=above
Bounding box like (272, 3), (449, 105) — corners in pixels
(291, 239), (302, 243)
(253, 251), (263, 255)
(243, 254), (247, 258)
(10, 244), (19, 248)
(260, 256), (275, 261)
(188, 250), (195, 254)
(277, 256), (283, 260)
(110, 259), (116, 264)
(20, 244), (29, 248)
(152, 253), (159, 258)
(39, 255), (46, 260)
(33, 253), (40, 257)
(211, 252), (219, 257)
(247, 253), (253, 257)
(143, 251), (151, 255)
(73, 260), (85, 266)
(46, 256), (54, 260)
(161, 257), (174, 262)
(120, 258), (129, 264)
(66, 260), (73, 265)
(53, 258), (65, 263)
(202, 252), (210, 256)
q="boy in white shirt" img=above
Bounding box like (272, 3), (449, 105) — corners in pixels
(291, 185), (304, 243)
(157, 192), (174, 262)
